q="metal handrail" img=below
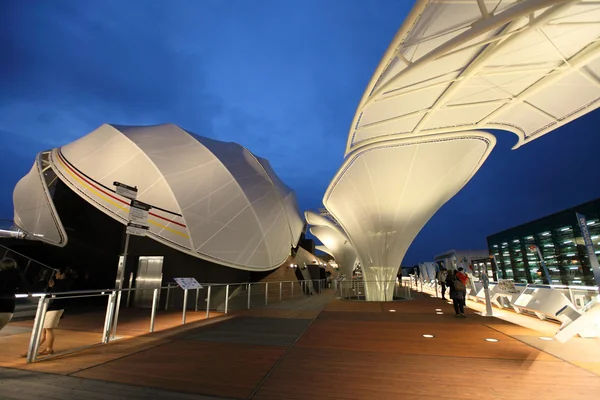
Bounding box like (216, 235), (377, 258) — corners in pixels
(22, 278), (328, 364)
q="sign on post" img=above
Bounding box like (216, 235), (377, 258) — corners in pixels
(126, 222), (149, 237)
(174, 277), (203, 290)
(129, 200), (151, 226)
(576, 213), (600, 288)
(114, 181), (138, 200)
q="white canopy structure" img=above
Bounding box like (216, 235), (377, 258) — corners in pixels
(305, 211), (357, 279)
(13, 124), (303, 271)
(321, 0), (600, 301)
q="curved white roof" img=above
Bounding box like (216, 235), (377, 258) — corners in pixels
(348, 0), (600, 154)
(13, 124), (302, 271)
(13, 152), (66, 246)
(305, 211), (357, 278)
(324, 132), (495, 300)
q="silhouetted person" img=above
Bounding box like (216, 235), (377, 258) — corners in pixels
(437, 267), (448, 300)
(0, 258), (21, 332)
(450, 268), (468, 318)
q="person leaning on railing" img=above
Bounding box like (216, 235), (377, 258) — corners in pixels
(20, 266), (74, 357)
(0, 258), (20, 332)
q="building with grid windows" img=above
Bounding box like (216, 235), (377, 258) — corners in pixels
(487, 198), (600, 287)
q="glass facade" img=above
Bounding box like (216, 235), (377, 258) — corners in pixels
(487, 198), (600, 287)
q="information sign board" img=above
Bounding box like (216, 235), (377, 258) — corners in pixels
(126, 222), (149, 237)
(129, 200), (151, 226)
(174, 277), (203, 290)
(114, 181), (138, 200)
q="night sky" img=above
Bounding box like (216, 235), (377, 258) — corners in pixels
(1, 0), (599, 265)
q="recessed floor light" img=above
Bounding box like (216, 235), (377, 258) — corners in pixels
(435, 309), (442, 311)
(422, 334), (435, 338)
(436, 312), (443, 315)
(389, 309), (396, 312)
(539, 337), (553, 341)
(485, 338), (499, 342)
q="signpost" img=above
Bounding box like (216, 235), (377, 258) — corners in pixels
(174, 278), (203, 324)
(111, 181), (152, 339)
(576, 213), (600, 288)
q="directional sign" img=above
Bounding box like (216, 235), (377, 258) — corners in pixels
(114, 181), (138, 200)
(174, 277), (203, 290)
(126, 222), (149, 237)
(128, 200), (151, 226)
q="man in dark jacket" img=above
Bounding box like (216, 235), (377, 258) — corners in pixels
(0, 258), (21, 332)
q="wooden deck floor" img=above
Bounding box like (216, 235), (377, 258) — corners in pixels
(1, 291), (599, 400)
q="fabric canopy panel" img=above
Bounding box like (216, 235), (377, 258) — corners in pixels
(38, 123), (301, 271)
(13, 152), (67, 246)
(305, 211), (357, 279)
(348, 0), (600, 153)
(324, 132), (495, 301)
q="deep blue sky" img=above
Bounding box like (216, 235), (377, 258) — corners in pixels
(1, 0), (599, 265)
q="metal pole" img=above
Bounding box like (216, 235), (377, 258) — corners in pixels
(247, 283), (251, 309)
(568, 286), (576, 307)
(102, 291), (116, 344)
(26, 295), (47, 363)
(225, 285), (230, 314)
(112, 232), (130, 339)
(150, 288), (159, 332)
(279, 282), (282, 302)
(165, 283), (171, 311)
(482, 265), (494, 317)
(126, 272), (134, 307)
(30, 297), (49, 363)
(195, 287), (200, 312)
(291, 281), (294, 298)
(182, 288), (188, 324)
(534, 245), (552, 285)
(265, 282), (269, 305)
(206, 286), (211, 319)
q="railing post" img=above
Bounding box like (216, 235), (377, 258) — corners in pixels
(291, 281), (294, 298)
(150, 288), (159, 332)
(279, 282), (282, 302)
(195, 287), (200, 312)
(225, 285), (230, 314)
(568, 286), (576, 307)
(126, 272), (134, 307)
(182, 288), (188, 324)
(27, 295), (48, 363)
(102, 291), (116, 344)
(206, 286), (211, 319)
(111, 288), (123, 339)
(265, 283), (269, 305)
(165, 283), (171, 311)
(247, 283), (252, 309)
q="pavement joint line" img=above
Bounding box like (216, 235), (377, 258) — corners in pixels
(66, 315), (233, 376)
(246, 294), (333, 399)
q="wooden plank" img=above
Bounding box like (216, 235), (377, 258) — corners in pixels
(74, 341), (286, 399)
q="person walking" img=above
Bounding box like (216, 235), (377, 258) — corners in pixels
(437, 267), (448, 300)
(450, 268), (468, 318)
(0, 258), (21, 332)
